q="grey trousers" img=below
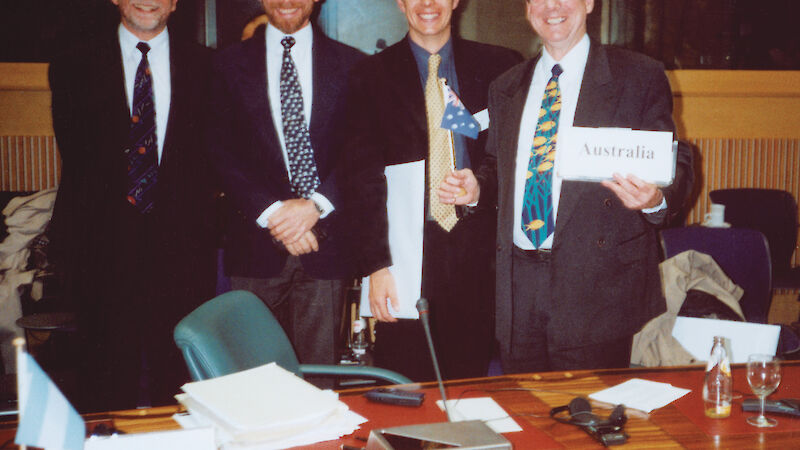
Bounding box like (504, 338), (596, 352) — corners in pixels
(230, 256), (346, 369)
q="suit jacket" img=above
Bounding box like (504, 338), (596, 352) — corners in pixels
(346, 37), (522, 277)
(48, 26), (217, 410)
(209, 25), (364, 280)
(479, 40), (694, 352)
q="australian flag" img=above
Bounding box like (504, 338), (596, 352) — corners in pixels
(440, 84), (480, 139)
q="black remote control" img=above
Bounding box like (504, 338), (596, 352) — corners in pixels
(364, 388), (425, 407)
(742, 398), (800, 417)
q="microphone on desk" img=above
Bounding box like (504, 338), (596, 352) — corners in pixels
(416, 297), (454, 422)
(365, 299), (511, 450)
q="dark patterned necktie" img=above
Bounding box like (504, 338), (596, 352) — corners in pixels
(521, 64), (563, 247)
(280, 36), (320, 198)
(125, 42), (158, 213)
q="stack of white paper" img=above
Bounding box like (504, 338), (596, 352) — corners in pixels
(174, 363), (366, 449)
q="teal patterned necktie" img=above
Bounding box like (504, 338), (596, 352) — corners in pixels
(521, 64), (562, 247)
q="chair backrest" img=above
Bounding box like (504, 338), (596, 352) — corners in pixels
(174, 290), (301, 381)
(660, 227), (772, 323)
(709, 188), (799, 273)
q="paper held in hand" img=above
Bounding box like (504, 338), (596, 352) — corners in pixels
(555, 127), (676, 186)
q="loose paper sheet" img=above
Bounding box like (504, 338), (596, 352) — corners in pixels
(84, 427), (216, 450)
(360, 160), (425, 319)
(436, 397), (522, 433)
(672, 317), (780, 363)
(556, 127), (675, 185)
(589, 378), (690, 413)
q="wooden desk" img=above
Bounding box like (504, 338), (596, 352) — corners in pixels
(2, 362), (799, 448)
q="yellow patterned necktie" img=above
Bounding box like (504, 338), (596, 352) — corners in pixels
(425, 54), (458, 232)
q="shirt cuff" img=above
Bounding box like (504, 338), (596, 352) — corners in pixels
(256, 201), (283, 228)
(641, 197), (667, 214)
(310, 192), (334, 219)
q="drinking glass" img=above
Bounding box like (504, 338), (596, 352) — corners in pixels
(746, 354), (782, 427)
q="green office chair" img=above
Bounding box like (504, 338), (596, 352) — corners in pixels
(174, 290), (412, 385)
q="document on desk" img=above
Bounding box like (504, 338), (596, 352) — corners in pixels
(589, 378), (690, 413)
(436, 398), (522, 433)
(84, 427), (215, 450)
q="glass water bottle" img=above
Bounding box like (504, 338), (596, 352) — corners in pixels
(703, 336), (733, 418)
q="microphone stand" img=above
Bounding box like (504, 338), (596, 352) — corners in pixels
(364, 299), (511, 450)
(416, 298), (454, 422)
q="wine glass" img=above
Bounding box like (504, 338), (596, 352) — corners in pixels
(746, 354), (782, 427)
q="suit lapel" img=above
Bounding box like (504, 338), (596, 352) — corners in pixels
(452, 39), (480, 110)
(496, 58), (536, 185)
(162, 36), (183, 166)
(386, 38), (428, 134)
(554, 41), (618, 241)
(233, 28), (284, 169)
(93, 33), (131, 155)
(309, 28), (338, 170)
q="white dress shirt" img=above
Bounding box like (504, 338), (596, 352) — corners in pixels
(256, 23), (333, 228)
(118, 24), (170, 163)
(513, 35), (590, 250)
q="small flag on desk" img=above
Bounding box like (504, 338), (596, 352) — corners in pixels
(15, 348), (84, 450)
(440, 84), (480, 139)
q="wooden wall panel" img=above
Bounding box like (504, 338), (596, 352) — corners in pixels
(668, 70), (800, 139)
(687, 138), (800, 268)
(0, 136), (60, 191)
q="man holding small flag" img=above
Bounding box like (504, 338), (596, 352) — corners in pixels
(345, 0), (520, 381)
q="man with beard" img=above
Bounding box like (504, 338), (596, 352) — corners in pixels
(48, 0), (216, 411)
(208, 0), (363, 380)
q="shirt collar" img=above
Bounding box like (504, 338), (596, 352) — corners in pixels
(539, 34), (590, 78)
(266, 22), (313, 54)
(408, 36), (454, 84)
(118, 23), (169, 58)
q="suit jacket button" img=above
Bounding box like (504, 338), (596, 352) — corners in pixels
(597, 238), (606, 247)
(604, 198), (612, 207)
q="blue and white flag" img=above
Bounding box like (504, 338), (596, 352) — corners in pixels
(440, 84), (480, 139)
(16, 351), (84, 450)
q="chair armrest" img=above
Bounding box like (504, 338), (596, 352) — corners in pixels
(299, 364), (412, 385)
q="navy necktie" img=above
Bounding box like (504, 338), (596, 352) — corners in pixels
(126, 42), (158, 213)
(280, 36), (320, 198)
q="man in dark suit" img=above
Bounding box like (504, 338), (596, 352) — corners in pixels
(447, 0), (693, 372)
(207, 0), (363, 377)
(346, 0), (520, 381)
(48, 0), (216, 411)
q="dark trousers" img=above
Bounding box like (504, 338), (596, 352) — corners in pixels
(77, 208), (191, 412)
(231, 256), (345, 369)
(374, 219), (495, 382)
(501, 247), (632, 374)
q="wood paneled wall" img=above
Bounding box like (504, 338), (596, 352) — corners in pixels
(0, 63), (58, 191)
(666, 71), (800, 268)
(1, 63), (799, 264)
